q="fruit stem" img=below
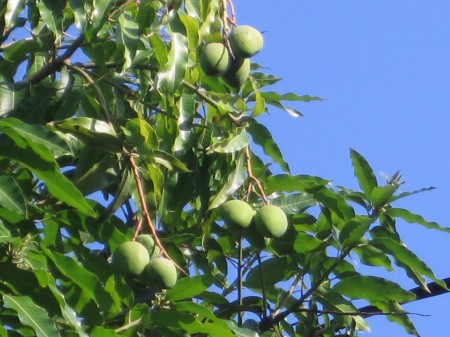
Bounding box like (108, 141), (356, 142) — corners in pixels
(128, 151), (187, 275)
(244, 146), (269, 204)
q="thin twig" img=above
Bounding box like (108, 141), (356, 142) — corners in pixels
(25, 34), (85, 85)
(245, 146), (269, 204)
(127, 152), (187, 275)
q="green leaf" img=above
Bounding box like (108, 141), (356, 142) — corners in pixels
(156, 32), (189, 93)
(118, 12), (139, 69)
(247, 118), (290, 172)
(350, 148), (378, 198)
(265, 174), (330, 195)
(0, 175), (26, 215)
(312, 186), (355, 221)
(372, 237), (447, 291)
(92, 0), (116, 32)
(52, 117), (122, 153)
(36, 0), (64, 37)
(0, 118), (70, 158)
(269, 193), (317, 214)
(339, 216), (374, 248)
(91, 327), (121, 337)
(166, 274), (214, 301)
(209, 154), (246, 209)
(374, 301), (418, 336)
(0, 143), (95, 217)
(210, 129), (250, 154)
(333, 275), (415, 303)
(4, 0), (26, 30)
(42, 247), (117, 317)
(34, 270), (89, 337)
(385, 207), (450, 233)
(258, 91), (322, 103)
(3, 295), (60, 337)
(245, 257), (295, 290)
(370, 185), (398, 209)
(174, 92), (195, 153)
(293, 232), (325, 254)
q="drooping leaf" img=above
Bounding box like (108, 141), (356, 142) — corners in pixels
(371, 237), (447, 291)
(3, 295), (60, 337)
(333, 275), (415, 304)
(385, 208), (450, 233)
(0, 143), (95, 217)
(0, 117), (70, 158)
(245, 257), (295, 291)
(247, 118), (290, 172)
(374, 301), (419, 336)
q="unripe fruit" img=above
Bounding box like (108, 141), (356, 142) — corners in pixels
(200, 42), (230, 76)
(218, 200), (255, 229)
(254, 205), (288, 238)
(135, 234), (160, 259)
(112, 241), (150, 276)
(223, 57), (250, 88)
(229, 25), (264, 58)
(144, 257), (178, 288)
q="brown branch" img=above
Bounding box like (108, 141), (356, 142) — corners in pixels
(127, 152), (187, 275)
(244, 146), (269, 204)
(25, 34), (85, 85)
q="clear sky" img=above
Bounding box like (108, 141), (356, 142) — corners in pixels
(235, 1), (450, 336)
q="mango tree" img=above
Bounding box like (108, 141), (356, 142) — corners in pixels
(0, 1), (448, 336)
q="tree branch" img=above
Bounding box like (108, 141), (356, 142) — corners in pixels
(25, 34), (85, 85)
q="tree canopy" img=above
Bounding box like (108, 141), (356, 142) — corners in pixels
(0, 1), (448, 336)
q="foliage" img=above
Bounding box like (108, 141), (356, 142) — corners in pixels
(0, 1), (448, 336)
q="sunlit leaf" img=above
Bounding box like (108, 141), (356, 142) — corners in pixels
(156, 32), (189, 93)
(350, 148), (378, 198)
(270, 193), (317, 214)
(209, 154), (246, 209)
(210, 129), (250, 154)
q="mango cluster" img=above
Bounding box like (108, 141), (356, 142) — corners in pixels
(111, 234), (177, 289)
(200, 25), (264, 88)
(218, 200), (288, 246)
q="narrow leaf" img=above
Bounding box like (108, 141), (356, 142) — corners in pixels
(265, 174), (330, 195)
(385, 208), (450, 233)
(247, 118), (290, 172)
(372, 237), (447, 290)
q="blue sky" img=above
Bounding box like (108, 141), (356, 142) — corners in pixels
(235, 1), (450, 336)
